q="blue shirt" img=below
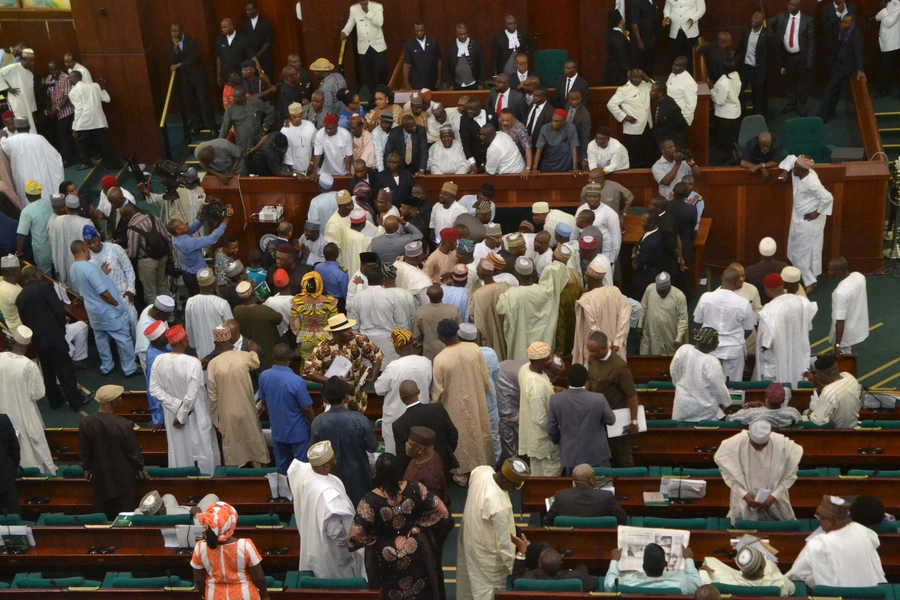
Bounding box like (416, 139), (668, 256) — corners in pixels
(258, 365), (313, 444)
(171, 221), (227, 275)
(145, 344), (170, 426)
(68, 260), (129, 331)
(315, 260), (349, 299)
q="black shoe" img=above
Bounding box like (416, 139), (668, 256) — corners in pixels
(70, 393), (93, 411)
(124, 369), (142, 379)
(72, 360), (93, 370)
(74, 162), (93, 170)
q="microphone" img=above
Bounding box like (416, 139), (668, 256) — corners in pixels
(1, 509), (10, 554)
(188, 460), (201, 505)
(671, 463), (690, 505)
(262, 509), (288, 555)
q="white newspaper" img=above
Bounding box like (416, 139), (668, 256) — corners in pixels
(616, 525), (690, 572)
(660, 478), (708, 499)
(323, 355), (352, 379)
(606, 405), (648, 438)
(266, 472), (293, 500)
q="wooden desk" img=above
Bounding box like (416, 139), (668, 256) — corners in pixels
(623, 354), (857, 383)
(521, 476), (900, 518)
(3, 593), (380, 599)
(621, 216), (710, 296)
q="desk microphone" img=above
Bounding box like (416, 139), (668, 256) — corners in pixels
(188, 460), (201, 505)
(263, 509), (287, 555)
(2, 509), (10, 553)
(49, 579), (58, 589)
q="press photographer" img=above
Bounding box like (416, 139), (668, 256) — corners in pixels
(167, 200), (235, 296)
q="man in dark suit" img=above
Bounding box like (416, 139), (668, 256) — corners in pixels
(169, 23), (215, 135)
(605, 9), (632, 86)
(215, 18), (256, 87)
(0, 414), (20, 515)
(393, 380), (459, 475)
(565, 90), (592, 170)
(509, 539), (599, 592)
(524, 86), (554, 148)
(819, 14), (865, 122)
(459, 97), (488, 170)
(632, 211), (663, 298)
(650, 81), (689, 149)
(384, 115), (428, 175)
(512, 53), (535, 90)
(377, 152), (415, 206)
(403, 21), (443, 90)
(445, 23), (486, 91)
(631, 0), (662, 76)
(821, 0), (858, 64)
(349, 158), (379, 193)
(488, 72), (528, 125)
(649, 196), (681, 285)
(735, 12), (774, 116)
(554, 60), (590, 108)
(666, 183), (698, 293)
(15, 266), (89, 410)
(491, 14), (538, 77)
(698, 31), (733, 84)
(544, 464), (627, 526)
(239, 0), (275, 78)
(770, 0), (816, 116)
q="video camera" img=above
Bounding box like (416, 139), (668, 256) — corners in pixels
(197, 197), (230, 222)
(676, 147), (693, 162)
(151, 160), (202, 201)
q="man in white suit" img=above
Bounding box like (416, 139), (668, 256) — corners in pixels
(664, 0), (706, 70)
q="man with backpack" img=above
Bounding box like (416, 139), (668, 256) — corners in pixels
(125, 204), (174, 307)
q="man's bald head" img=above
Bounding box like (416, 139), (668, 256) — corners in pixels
(722, 267), (742, 289)
(426, 284), (443, 304)
(695, 584), (722, 600)
(758, 132), (772, 146)
(572, 464), (596, 487)
(728, 262), (745, 277)
(273, 343), (292, 364)
(829, 256), (849, 275)
(107, 187), (125, 207)
(539, 548), (563, 577)
(399, 380), (420, 399)
(224, 319), (241, 338)
(383, 216), (400, 234)
(588, 331), (608, 345)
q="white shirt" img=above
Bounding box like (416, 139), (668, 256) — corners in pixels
(671, 344), (731, 422)
(830, 272), (869, 347)
(563, 76), (576, 98)
(68, 81), (110, 131)
(494, 89), (509, 113)
(783, 14), (801, 53)
(651, 156), (693, 198)
(314, 127), (353, 176)
(456, 38), (471, 57)
(429, 201), (467, 242)
(427, 139), (470, 175)
(664, 0), (706, 39)
(250, 15), (259, 28)
(785, 522), (885, 588)
(693, 288), (757, 359)
(68, 63), (92, 83)
(607, 81), (652, 135)
(341, 2), (386, 53)
(485, 131), (526, 175)
(711, 72), (742, 119)
(587, 137), (630, 172)
(586, 202), (622, 262)
(505, 29), (520, 50)
(877, 0), (900, 52)
(374, 354), (432, 454)
(282, 121), (317, 174)
(666, 70), (698, 125)
(744, 28), (762, 66)
(226, 31), (236, 45)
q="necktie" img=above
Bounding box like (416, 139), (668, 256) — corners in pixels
(565, 78), (572, 98)
(789, 16), (795, 48)
(526, 105), (537, 134)
(405, 133), (413, 165)
(496, 92), (503, 116)
(567, 108), (575, 123)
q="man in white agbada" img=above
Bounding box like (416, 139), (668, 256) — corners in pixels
(753, 273), (817, 385)
(572, 257), (631, 364)
(48, 195), (91, 286)
(531, 202), (576, 248)
(0, 49), (36, 131)
(517, 343), (563, 476)
(496, 260), (569, 360)
(722, 262), (762, 356)
(134, 295), (176, 370)
(373, 328), (432, 455)
(427, 124), (470, 174)
(1, 118), (64, 204)
(148, 325), (221, 475)
(638, 271), (688, 354)
(803, 355), (862, 429)
(781, 155), (834, 293)
(785, 495), (886, 587)
(287, 440), (365, 579)
(827, 256), (869, 356)
(671, 327), (732, 422)
(282, 102), (317, 174)
(693, 267), (757, 381)
(456, 459), (531, 600)
(336, 210), (381, 281)
(701, 545), (795, 596)
(0, 326), (55, 475)
(393, 241), (433, 308)
(714, 420), (802, 526)
(185, 268), (234, 360)
(348, 261), (405, 368)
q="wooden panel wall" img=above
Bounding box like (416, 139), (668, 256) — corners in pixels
(0, 9), (77, 69)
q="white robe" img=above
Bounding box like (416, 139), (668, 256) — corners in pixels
(753, 293), (817, 385)
(456, 465), (517, 600)
(427, 139), (470, 174)
(393, 260), (433, 307)
(1, 132), (64, 204)
(517, 367), (560, 470)
(282, 121), (317, 174)
(700, 557), (795, 596)
(287, 460), (366, 578)
(786, 522), (886, 587)
(808, 372), (861, 429)
(148, 353), (221, 475)
(373, 354), (432, 454)
(786, 164), (834, 287)
(671, 344), (731, 422)
(572, 284), (632, 364)
(264, 294), (294, 336)
(496, 262), (569, 360)
(0, 63), (36, 131)
(185, 294), (234, 360)
(714, 430), (802, 526)
(0, 352), (55, 475)
(49, 215), (92, 286)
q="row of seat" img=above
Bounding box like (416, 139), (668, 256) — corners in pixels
(6, 571), (366, 591)
(18, 465), (281, 480)
(504, 581), (897, 599)
(551, 515), (899, 534)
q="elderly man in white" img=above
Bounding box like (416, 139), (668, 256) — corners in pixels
(428, 124), (470, 174)
(586, 125), (630, 174)
(0, 48), (36, 131)
(663, 0), (706, 65)
(481, 123), (526, 176)
(607, 69), (653, 168)
(780, 155), (834, 294)
(670, 326), (731, 422)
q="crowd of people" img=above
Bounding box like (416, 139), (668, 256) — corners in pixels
(0, 1), (891, 599)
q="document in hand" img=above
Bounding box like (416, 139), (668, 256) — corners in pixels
(606, 406), (648, 438)
(617, 525), (690, 572)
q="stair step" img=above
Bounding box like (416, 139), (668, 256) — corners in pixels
(875, 112), (900, 117)
(879, 128), (900, 133)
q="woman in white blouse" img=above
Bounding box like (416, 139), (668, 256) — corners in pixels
(710, 57), (742, 162)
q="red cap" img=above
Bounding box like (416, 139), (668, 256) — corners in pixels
(1, 111), (13, 121)
(101, 176), (118, 191)
(553, 108), (568, 119)
(165, 324), (187, 344)
(273, 268), (290, 288)
(276, 244), (295, 255)
(764, 273), (784, 288)
(578, 235), (598, 250)
(323, 113), (339, 126)
(440, 227), (458, 241)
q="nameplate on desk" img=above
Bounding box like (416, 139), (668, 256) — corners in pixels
(84, 524), (112, 529)
(255, 525), (283, 530)
(88, 546), (116, 554)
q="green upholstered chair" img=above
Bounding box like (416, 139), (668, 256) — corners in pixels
(213, 466), (279, 477)
(647, 420), (680, 428)
(554, 516), (619, 528)
(514, 578), (583, 592)
(17, 467), (45, 477)
(130, 514), (193, 526)
(713, 583), (782, 596)
(594, 467), (648, 477)
(110, 576), (185, 589)
(849, 469), (900, 477)
(641, 517), (710, 530)
(37, 513), (110, 526)
(812, 585), (893, 599)
(733, 519), (809, 532)
(619, 584), (684, 595)
(646, 381), (676, 390)
(238, 513), (283, 526)
(57, 466), (84, 478)
(145, 466), (201, 477)
(783, 117), (834, 163)
(737, 115), (768, 151)
(696, 420), (743, 428)
(669, 467), (722, 477)
(533, 49), (569, 87)
(297, 576), (368, 589)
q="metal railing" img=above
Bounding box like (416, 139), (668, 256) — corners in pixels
(158, 70), (190, 161)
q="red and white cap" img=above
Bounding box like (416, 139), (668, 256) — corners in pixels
(143, 320), (168, 342)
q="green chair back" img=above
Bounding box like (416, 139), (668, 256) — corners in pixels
(733, 519), (807, 532)
(297, 576), (368, 590)
(594, 467), (648, 477)
(646, 381), (676, 390)
(145, 466), (201, 477)
(812, 585), (889, 599)
(799, 420), (836, 429)
(727, 380), (773, 390)
(514, 578), (583, 592)
(798, 467), (829, 477)
(14, 577), (88, 589)
(131, 514), (192, 526)
(713, 583), (782, 596)
(110, 576), (182, 589)
(737, 115), (768, 151)
(214, 466), (279, 477)
(697, 420), (743, 428)
(533, 49), (569, 87)
(619, 584), (683, 595)
(670, 467), (722, 477)
(848, 470), (900, 477)
(784, 117), (833, 163)
(18, 467), (44, 477)
(647, 420), (680, 428)
(554, 516), (618, 528)
(38, 513), (110, 526)
(873, 421), (900, 430)
(238, 513), (283, 526)
(642, 517), (709, 530)
(57, 466), (85, 478)
(866, 521), (900, 534)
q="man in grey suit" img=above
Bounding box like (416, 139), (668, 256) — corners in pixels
(565, 89), (592, 172)
(547, 363), (616, 474)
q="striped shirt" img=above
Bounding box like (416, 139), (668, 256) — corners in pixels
(191, 537), (263, 600)
(45, 74), (74, 119)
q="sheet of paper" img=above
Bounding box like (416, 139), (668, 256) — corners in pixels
(266, 472), (292, 500)
(161, 528), (179, 548)
(754, 489), (771, 503)
(617, 525), (690, 572)
(606, 406), (647, 439)
(324, 355), (352, 379)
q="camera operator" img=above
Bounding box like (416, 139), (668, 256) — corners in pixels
(167, 204), (234, 296)
(136, 162), (207, 232)
(652, 139), (701, 199)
